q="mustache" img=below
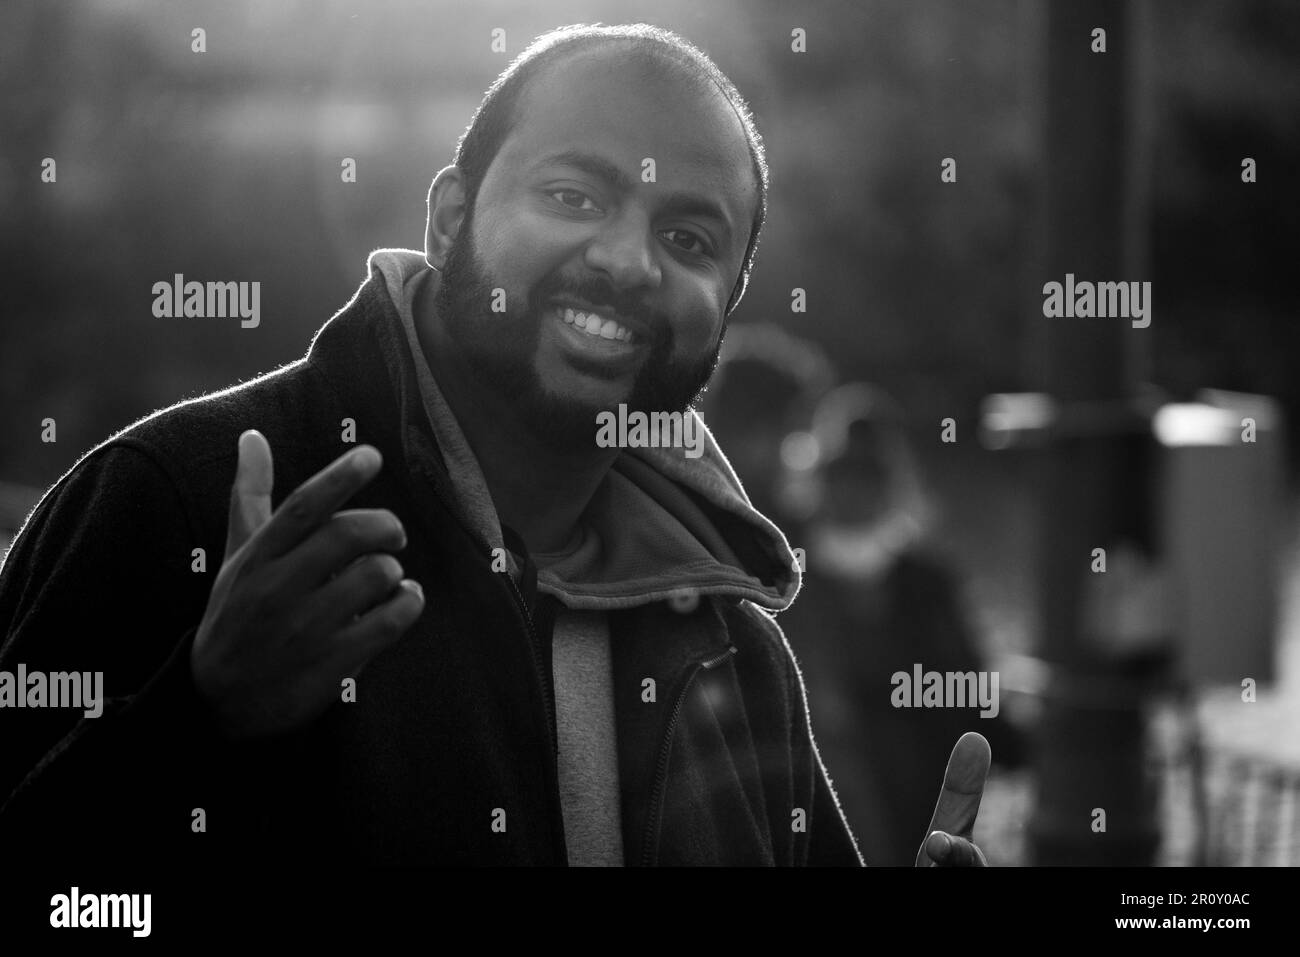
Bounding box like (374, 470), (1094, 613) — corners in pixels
(530, 273), (671, 349)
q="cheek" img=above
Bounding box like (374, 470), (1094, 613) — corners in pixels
(470, 207), (557, 297)
(669, 285), (727, 356)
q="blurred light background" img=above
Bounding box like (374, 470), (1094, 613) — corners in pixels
(2, 0), (1298, 865)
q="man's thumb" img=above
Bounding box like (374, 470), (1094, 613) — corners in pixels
(226, 430), (274, 559)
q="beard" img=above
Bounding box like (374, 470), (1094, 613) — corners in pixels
(432, 210), (725, 453)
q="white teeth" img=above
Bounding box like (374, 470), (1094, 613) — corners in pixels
(558, 305), (634, 343)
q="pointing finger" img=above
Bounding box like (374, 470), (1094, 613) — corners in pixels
(915, 731), (992, 866)
(256, 445), (383, 560)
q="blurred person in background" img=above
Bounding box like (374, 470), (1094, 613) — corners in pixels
(777, 382), (1024, 865)
(698, 323), (834, 527)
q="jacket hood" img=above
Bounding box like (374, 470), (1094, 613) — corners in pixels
(340, 249), (801, 613)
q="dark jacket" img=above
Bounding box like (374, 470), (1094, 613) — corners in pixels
(0, 259), (863, 866)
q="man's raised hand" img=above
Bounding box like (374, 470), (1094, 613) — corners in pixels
(191, 430), (424, 739)
(915, 731), (992, 867)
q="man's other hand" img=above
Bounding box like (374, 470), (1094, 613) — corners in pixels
(914, 731), (992, 867)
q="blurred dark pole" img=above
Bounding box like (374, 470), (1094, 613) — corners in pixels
(1025, 0), (1161, 865)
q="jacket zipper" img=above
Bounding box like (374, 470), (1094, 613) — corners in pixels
(427, 490), (559, 755)
(420, 488), (561, 758)
(503, 570), (557, 754)
(640, 645), (736, 866)
(501, 562), (568, 864)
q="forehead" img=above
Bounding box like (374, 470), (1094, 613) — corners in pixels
(491, 46), (757, 224)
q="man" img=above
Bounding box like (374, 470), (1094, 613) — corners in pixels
(0, 23), (987, 866)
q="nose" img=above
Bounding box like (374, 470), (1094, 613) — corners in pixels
(583, 207), (662, 293)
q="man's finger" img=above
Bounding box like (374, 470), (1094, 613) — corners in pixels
(309, 553), (406, 632)
(330, 578), (425, 670)
(256, 445), (383, 560)
(225, 430), (274, 561)
(914, 731), (992, 866)
(277, 509), (407, 592)
(922, 831), (988, 867)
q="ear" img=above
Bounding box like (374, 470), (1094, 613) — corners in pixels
(424, 165), (469, 269)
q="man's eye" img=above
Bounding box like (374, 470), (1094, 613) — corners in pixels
(551, 189), (600, 212)
(663, 228), (708, 255)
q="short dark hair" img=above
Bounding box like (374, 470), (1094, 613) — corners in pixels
(452, 23), (769, 315)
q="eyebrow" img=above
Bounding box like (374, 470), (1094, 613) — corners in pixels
(534, 149), (736, 245)
(537, 150), (633, 192)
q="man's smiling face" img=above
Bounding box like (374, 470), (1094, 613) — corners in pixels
(433, 46), (758, 449)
